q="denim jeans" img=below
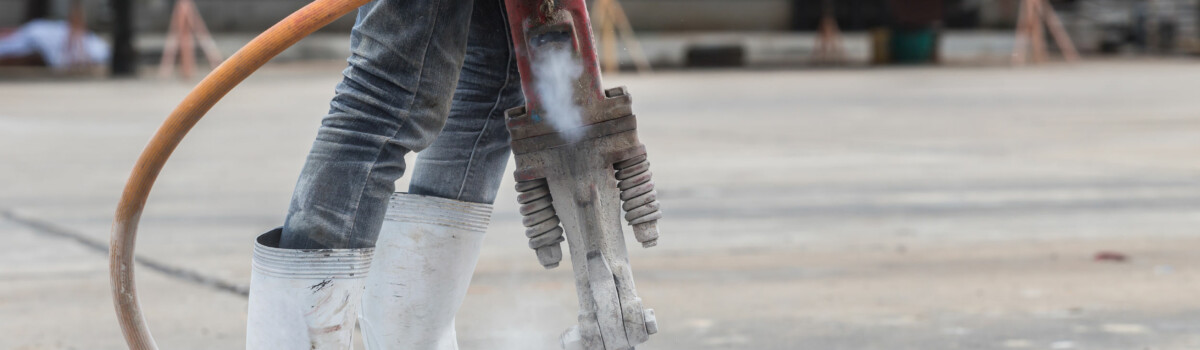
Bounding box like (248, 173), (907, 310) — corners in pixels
(280, 0), (522, 249)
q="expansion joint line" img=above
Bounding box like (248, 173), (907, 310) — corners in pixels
(0, 208), (249, 297)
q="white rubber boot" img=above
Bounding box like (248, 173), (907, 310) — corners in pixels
(245, 228), (373, 350)
(360, 193), (492, 350)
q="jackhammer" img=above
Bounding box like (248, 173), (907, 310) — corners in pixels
(503, 1), (661, 348)
(109, 0), (660, 349)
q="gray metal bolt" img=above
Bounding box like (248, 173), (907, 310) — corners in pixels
(537, 244), (563, 269)
(633, 221), (659, 248)
(643, 309), (658, 335)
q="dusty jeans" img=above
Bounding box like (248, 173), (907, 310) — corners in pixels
(280, 0), (522, 249)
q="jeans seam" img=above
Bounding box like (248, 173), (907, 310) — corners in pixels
(347, 0), (446, 243)
(455, 0), (515, 200)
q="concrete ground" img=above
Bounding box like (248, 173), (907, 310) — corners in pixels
(4, 60), (1200, 349)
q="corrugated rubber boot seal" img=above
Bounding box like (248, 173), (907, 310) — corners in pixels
(384, 193), (493, 233)
(252, 228), (374, 279)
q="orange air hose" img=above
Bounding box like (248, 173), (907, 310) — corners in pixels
(109, 0), (370, 348)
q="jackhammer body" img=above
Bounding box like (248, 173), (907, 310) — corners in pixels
(503, 1), (663, 349)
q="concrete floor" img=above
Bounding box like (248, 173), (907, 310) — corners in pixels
(4, 61), (1200, 349)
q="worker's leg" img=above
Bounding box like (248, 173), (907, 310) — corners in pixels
(279, 0), (474, 249)
(408, 0), (522, 204)
(359, 1), (520, 348)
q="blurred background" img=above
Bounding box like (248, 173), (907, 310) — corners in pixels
(5, 0), (1200, 349)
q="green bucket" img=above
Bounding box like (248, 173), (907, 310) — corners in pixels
(889, 28), (938, 64)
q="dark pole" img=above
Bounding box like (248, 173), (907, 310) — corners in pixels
(110, 0), (138, 76)
(23, 0), (51, 22)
